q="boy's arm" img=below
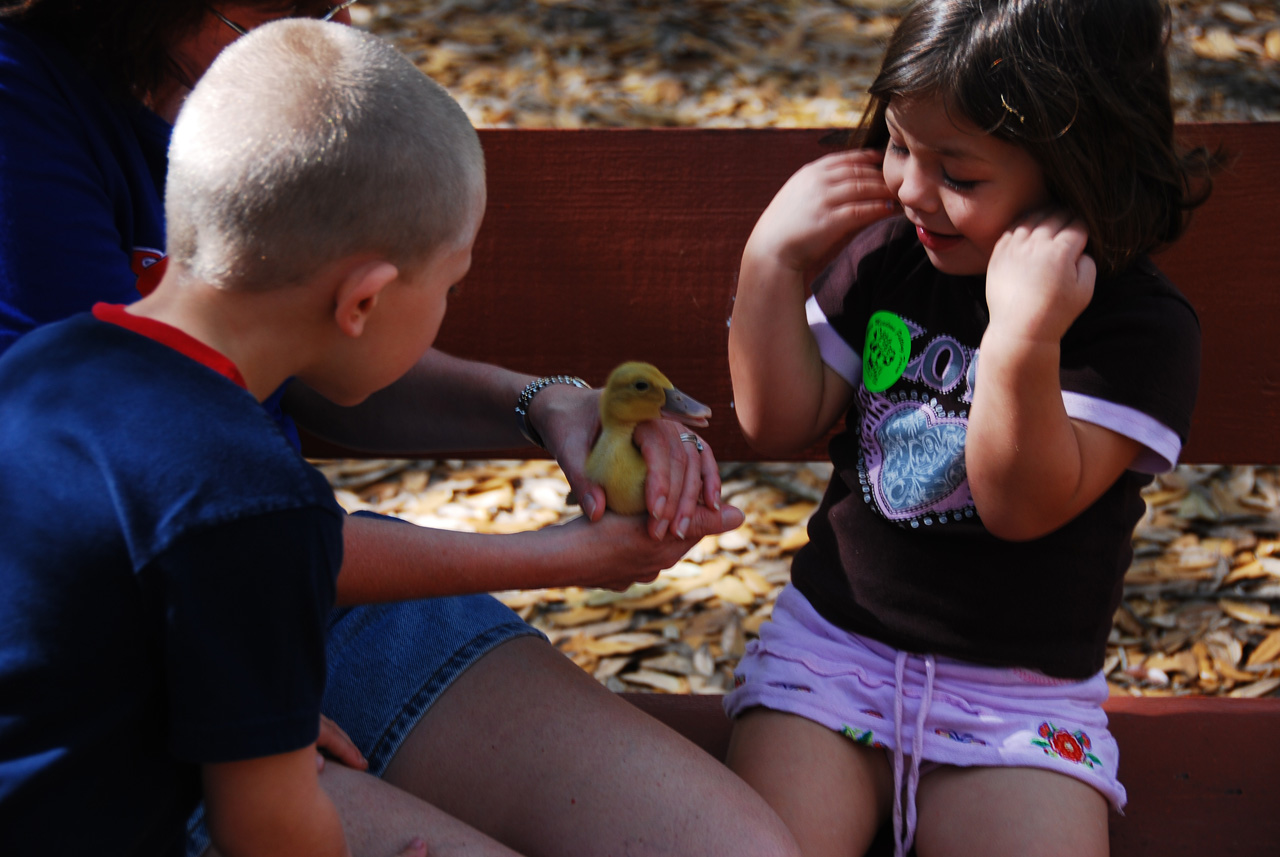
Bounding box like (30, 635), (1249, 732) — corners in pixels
(203, 745), (349, 857)
(966, 213), (1140, 541)
(730, 150), (895, 455)
(335, 502), (744, 604)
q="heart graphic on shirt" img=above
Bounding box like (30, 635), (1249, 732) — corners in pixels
(867, 403), (970, 517)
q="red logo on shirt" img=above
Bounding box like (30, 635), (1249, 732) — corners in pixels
(130, 248), (167, 296)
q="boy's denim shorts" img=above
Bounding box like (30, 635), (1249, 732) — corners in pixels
(186, 592), (543, 855)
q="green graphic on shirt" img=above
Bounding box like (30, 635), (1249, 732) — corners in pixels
(862, 311), (911, 392)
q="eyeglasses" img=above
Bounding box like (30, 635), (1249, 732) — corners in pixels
(209, 1), (359, 37)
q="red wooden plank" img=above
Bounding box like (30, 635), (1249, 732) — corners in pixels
(1162, 123), (1280, 465)
(1105, 695), (1280, 857)
(429, 123), (1280, 464)
(623, 692), (1280, 856)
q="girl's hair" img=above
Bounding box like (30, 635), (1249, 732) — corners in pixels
(0, 1), (337, 99)
(857, 0), (1218, 275)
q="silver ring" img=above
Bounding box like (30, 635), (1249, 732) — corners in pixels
(679, 433), (704, 452)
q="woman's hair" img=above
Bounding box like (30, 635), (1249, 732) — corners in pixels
(0, 1), (337, 98)
(857, 0), (1219, 275)
(165, 18), (484, 291)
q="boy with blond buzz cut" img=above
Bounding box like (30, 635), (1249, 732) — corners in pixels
(0, 19), (480, 857)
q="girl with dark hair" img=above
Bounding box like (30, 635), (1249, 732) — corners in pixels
(0, 5), (796, 857)
(726, 2), (1211, 855)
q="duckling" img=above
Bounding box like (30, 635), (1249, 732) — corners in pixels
(586, 361), (711, 515)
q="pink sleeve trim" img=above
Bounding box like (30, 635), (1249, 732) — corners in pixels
(1061, 391), (1182, 474)
(806, 295), (861, 387)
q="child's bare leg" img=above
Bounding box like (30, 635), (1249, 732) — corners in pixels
(726, 707), (893, 857)
(380, 635), (801, 857)
(203, 762), (521, 857)
(325, 763), (521, 857)
(914, 766), (1109, 857)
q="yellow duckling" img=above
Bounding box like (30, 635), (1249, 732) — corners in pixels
(586, 361), (711, 515)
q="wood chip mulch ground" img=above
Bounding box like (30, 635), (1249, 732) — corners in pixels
(317, 459), (1280, 699)
(323, 1), (1280, 700)
(351, 0), (1280, 128)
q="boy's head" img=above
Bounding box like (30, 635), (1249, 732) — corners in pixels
(165, 18), (485, 292)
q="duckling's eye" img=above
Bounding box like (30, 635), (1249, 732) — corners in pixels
(634, 381), (650, 392)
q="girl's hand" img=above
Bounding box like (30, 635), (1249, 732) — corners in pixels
(985, 212), (1097, 345)
(314, 714), (367, 773)
(744, 149), (899, 273)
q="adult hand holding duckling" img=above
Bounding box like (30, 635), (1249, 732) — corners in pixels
(586, 362), (712, 518)
(521, 362), (740, 542)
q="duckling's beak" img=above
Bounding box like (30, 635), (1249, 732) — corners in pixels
(661, 385), (711, 428)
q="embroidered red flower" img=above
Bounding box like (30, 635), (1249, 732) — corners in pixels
(1032, 721), (1101, 768)
(1050, 730), (1085, 763)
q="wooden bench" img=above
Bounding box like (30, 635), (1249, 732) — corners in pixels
(425, 122), (1280, 855)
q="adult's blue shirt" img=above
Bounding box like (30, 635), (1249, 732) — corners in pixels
(0, 21), (303, 444)
(0, 20), (169, 355)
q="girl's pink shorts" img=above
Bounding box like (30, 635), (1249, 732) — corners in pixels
(724, 584), (1126, 812)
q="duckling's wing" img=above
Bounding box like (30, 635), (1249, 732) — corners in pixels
(587, 431), (648, 515)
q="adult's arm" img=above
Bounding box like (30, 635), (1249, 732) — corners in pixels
(285, 349), (532, 453)
(291, 348), (724, 540)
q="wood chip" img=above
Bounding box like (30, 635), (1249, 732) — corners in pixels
(545, 605), (614, 627)
(1219, 600), (1280, 626)
(1246, 628), (1280, 668)
(573, 632), (665, 656)
(711, 574), (757, 607)
(621, 669), (690, 693)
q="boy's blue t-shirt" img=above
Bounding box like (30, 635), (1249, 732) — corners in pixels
(0, 21), (169, 354)
(0, 311), (344, 855)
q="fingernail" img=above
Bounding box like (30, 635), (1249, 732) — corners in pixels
(582, 494), (596, 519)
(675, 517), (690, 539)
(652, 496), (667, 519)
(655, 518), (670, 539)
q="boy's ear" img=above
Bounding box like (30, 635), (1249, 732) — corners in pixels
(334, 261), (399, 338)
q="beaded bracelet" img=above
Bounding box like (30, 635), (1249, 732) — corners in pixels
(514, 375), (590, 449)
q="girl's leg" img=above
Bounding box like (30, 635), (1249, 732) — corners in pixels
(725, 706), (894, 857)
(913, 766), (1109, 857)
(380, 635), (802, 857)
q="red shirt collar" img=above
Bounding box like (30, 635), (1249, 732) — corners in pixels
(92, 303), (247, 389)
